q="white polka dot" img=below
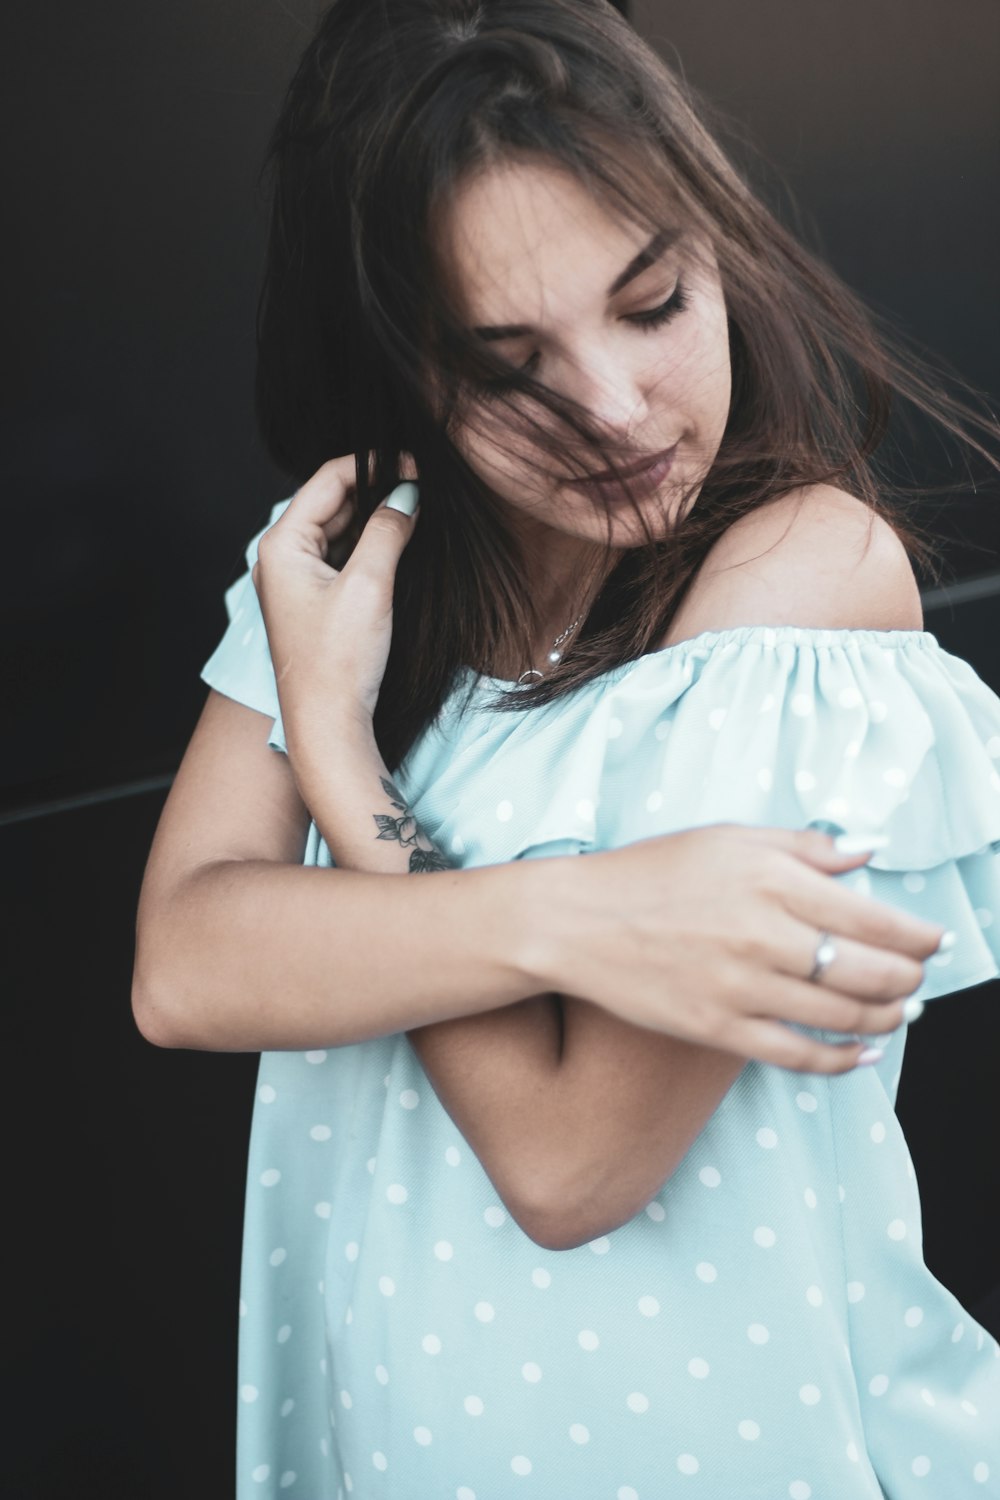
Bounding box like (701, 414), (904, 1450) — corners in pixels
(575, 798), (595, 821)
(825, 797), (851, 818)
(269, 1247), (287, 1267)
(372, 1453), (387, 1472)
(747, 1323), (770, 1344)
(883, 767), (908, 787)
(791, 693), (814, 716)
(258, 1084), (277, 1104)
(677, 1454), (700, 1475)
(795, 770), (817, 792)
(796, 1091), (818, 1113)
(920, 1387), (935, 1407)
(756, 767), (774, 791)
(911, 1456), (931, 1477)
(474, 1301), (495, 1322)
(869, 1374), (889, 1396)
(844, 738), (862, 759)
(870, 1122), (886, 1144)
(804, 1187), (818, 1209)
(902, 872), (926, 893)
(343, 1241), (359, 1263)
(698, 1165), (722, 1188)
(618, 1489), (639, 1500)
(887, 1219), (907, 1240)
(496, 800), (513, 821)
(646, 790), (664, 812)
(607, 717), (623, 739)
(838, 687), (862, 709)
(434, 1241), (453, 1261)
(375, 1365), (389, 1386)
(708, 707), (728, 730)
(638, 1295), (660, 1317)
(845, 1436), (860, 1459)
(531, 1268), (551, 1289)
(973, 1462), (990, 1483)
(309, 1125), (332, 1142)
(904, 1306), (924, 1328)
(688, 1356), (710, 1379)
(259, 1168), (281, 1187)
(421, 1334), (442, 1355)
(961, 1399), (979, 1416)
(645, 1201), (666, 1222)
(789, 1485), (811, 1500)
(483, 1206), (507, 1228)
(239, 1298), (247, 1318)
(511, 1456), (532, 1475)
(444, 1146), (461, 1166)
(569, 1424), (590, 1444)
(975, 907), (994, 929)
(339, 1389), (353, 1409)
(868, 700), (888, 722)
(399, 1089), (420, 1110)
(695, 1261), (717, 1283)
(756, 1127), (778, 1149)
(521, 1362), (542, 1383)
(251, 1466), (270, 1483)
(386, 1183), (408, 1204)
(805, 1285), (824, 1307)
(759, 692), (776, 712)
(413, 1426), (432, 1446)
(456, 1483), (476, 1498)
(847, 1281), (866, 1303)
(464, 1395), (484, 1416)
(753, 1226), (777, 1248)
(762, 629), (777, 647)
(952, 1322), (965, 1342)
(738, 1419), (760, 1441)
(450, 834), (466, 856)
(799, 1385), (821, 1406)
(654, 720), (671, 740)
(378, 1276), (396, 1297)
(578, 1329), (600, 1351)
(277, 1324), (291, 1344)
(314, 1201), (332, 1219)
(344, 1305), (353, 1326)
(240, 1385), (259, 1403)
(304, 1050), (327, 1065)
(366, 1157), (376, 1174)
(280, 1398), (295, 1416)
(589, 1236), (611, 1255)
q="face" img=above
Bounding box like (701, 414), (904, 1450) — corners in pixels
(436, 157), (733, 597)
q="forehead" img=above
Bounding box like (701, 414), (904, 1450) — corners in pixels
(436, 159), (669, 326)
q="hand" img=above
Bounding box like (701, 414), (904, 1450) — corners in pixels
(539, 824), (945, 1073)
(250, 455), (419, 739)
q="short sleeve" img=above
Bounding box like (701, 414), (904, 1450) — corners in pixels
(199, 498), (292, 738)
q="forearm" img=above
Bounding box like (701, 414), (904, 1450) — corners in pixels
(293, 722), (744, 1247)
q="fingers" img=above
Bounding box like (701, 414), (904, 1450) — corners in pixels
(745, 967), (908, 1037)
(270, 455), (359, 552)
(338, 482), (420, 588)
(720, 1017), (881, 1076)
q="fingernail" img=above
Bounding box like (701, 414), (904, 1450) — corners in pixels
(856, 1047), (885, 1066)
(382, 481), (419, 516)
(833, 833), (890, 855)
(935, 929), (957, 953)
(902, 997), (925, 1024)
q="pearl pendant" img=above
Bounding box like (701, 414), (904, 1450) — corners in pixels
(548, 649), (562, 664)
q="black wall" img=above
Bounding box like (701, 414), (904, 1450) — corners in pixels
(5, 2), (998, 1495)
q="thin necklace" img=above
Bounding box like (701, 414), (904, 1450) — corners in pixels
(517, 612), (585, 685)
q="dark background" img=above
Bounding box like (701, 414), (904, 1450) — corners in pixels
(4, 1), (998, 1494)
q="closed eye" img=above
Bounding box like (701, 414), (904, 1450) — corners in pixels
(623, 278), (689, 330)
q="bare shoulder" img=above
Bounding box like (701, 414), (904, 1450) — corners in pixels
(663, 484), (924, 645)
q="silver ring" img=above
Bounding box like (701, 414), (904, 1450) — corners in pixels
(808, 931), (837, 983)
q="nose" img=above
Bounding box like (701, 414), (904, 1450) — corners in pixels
(561, 345), (650, 439)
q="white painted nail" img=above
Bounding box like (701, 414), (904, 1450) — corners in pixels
(833, 833), (890, 855)
(856, 1047), (885, 1066)
(935, 930), (957, 952)
(902, 997), (925, 1024)
(382, 481), (419, 516)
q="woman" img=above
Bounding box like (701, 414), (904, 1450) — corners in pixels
(133, 1), (1000, 1494)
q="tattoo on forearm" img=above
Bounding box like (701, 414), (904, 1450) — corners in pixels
(374, 777), (454, 873)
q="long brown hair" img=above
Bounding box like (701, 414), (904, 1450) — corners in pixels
(256, 0), (999, 770)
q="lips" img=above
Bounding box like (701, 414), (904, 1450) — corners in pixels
(567, 443), (679, 503)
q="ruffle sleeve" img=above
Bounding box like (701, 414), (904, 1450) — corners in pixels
(405, 627), (1000, 1006)
(199, 498), (292, 740)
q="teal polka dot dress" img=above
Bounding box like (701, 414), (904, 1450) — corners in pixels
(202, 502), (1000, 1499)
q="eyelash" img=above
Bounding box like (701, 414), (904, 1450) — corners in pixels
(481, 278), (689, 395)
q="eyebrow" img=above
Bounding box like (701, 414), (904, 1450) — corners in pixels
(472, 228), (681, 342)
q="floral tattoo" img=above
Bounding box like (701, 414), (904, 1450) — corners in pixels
(374, 777), (452, 873)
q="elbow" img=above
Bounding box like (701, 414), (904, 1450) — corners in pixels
(131, 970), (186, 1049)
(502, 1157), (662, 1253)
